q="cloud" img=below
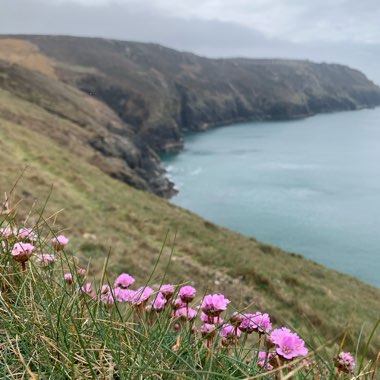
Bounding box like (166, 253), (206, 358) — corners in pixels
(25, 0), (380, 44)
(1, 0), (380, 84)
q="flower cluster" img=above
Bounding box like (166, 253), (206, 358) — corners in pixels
(269, 327), (308, 360)
(335, 351), (356, 374)
(0, 224), (359, 377)
(239, 312), (272, 334)
(1, 225), (70, 272)
(79, 271), (311, 365)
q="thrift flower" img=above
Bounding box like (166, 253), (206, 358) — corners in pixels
(201, 323), (217, 337)
(0, 227), (14, 238)
(114, 288), (135, 302)
(100, 292), (115, 308)
(11, 242), (35, 263)
(200, 294), (230, 316)
(200, 312), (224, 325)
(101, 284), (111, 295)
(114, 273), (135, 289)
(64, 273), (73, 285)
(230, 312), (244, 327)
(336, 352), (355, 374)
(35, 253), (57, 267)
(80, 282), (94, 297)
(18, 228), (37, 242)
(270, 327), (308, 360)
(178, 285), (196, 303)
(239, 313), (256, 333)
(220, 324), (241, 339)
(51, 235), (69, 251)
(173, 297), (186, 310)
(160, 284), (175, 299)
(131, 286), (154, 305)
(251, 312), (272, 334)
(77, 267), (86, 277)
(269, 327), (292, 345)
(175, 307), (197, 320)
(258, 352), (274, 371)
(220, 324), (241, 346)
(152, 293), (167, 311)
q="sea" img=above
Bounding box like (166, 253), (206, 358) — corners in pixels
(162, 107), (380, 288)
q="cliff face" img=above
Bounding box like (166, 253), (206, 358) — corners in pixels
(0, 60), (175, 197)
(1, 35), (380, 195)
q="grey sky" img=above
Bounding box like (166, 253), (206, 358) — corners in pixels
(1, 0), (380, 83)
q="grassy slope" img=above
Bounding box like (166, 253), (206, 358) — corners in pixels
(0, 86), (379, 356)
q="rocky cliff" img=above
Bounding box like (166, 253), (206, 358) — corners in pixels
(1, 35), (380, 195)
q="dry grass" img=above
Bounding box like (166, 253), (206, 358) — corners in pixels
(0, 39), (57, 79)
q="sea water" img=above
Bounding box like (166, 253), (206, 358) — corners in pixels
(162, 108), (380, 287)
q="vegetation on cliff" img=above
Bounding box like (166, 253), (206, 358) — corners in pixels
(0, 207), (378, 378)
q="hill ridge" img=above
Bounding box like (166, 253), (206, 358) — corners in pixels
(1, 35), (380, 196)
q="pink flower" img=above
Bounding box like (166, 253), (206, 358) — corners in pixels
(178, 285), (196, 303)
(239, 313), (256, 333)
(51, 235), (69, 250)
(18, 228), (37, 242)
(175, 307), (197, 320)
(35, 253), (57, 267)
(152, 293), (167, 311)
(200, 312), (224, 325)
(114, 288), (135, 302)
(200, 294), (230, 316)
(101, 284), (111, 295)
(0, 226), (15, 238)
(98, 285), (116, 307)
(219, 324), (241, 346)
(64, 273), (73, 285)
(114, 273), (135, 289)
(80, 282), (94, 296)
(172, 297), (186, 310)
(11, 242), (35, 263)
(100, 292), (115, 307)
(258, 352), (274, 371)
(240, 312), (272, 334)
(255, 313), (272, 333)
(201, 323), (217, 337)
(219, 324), (241, 339)
(160, 284), (175, 299)
(230, 312), (244, 327)
(270, 327), (308, 360)
(131, 286), (154, 305)
(336, 352), (355, 374)
(77, 268), (86, 277)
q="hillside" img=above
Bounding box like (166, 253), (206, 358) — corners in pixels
(0, 59), (175, 197)
(0, 56), (379, 357)
(1, 35), (380, 197)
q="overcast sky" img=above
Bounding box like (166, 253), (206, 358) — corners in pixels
(1, 0), (380, 83)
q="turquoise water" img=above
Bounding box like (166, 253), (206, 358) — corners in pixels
(162, 108), (380, 288)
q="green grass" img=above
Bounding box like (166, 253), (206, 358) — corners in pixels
(0, 212), (378, 379)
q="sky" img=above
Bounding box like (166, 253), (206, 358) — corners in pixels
(1, 0), (380, 83)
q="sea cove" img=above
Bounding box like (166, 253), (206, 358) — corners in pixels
(163, 108), (380, 287)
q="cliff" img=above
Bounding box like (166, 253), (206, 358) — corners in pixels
(1, 35), (380, 195)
